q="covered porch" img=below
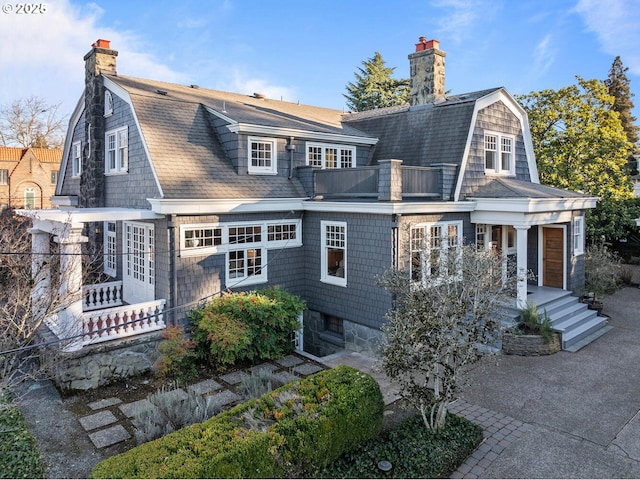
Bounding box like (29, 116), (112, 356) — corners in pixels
(26, 207), (166, 352)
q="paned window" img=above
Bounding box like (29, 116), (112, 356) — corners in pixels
(227, 248), (265, 286)
(248, 137), (277, 174)
(306, 143), (355, 169)
(484, 132), (515, 175)
(24, 188), (35, 209)
(321, 221), (347, 286)
(50, 170), (58, 185)
(104, 221), (117, 276)
(410, 221), (462, 283)
(106, 127), (128, 174)
(72, 141), (82, 177)
(0, 169), (8, 185)
(573, 216), (585, 256)
(104, 90), (114, 117)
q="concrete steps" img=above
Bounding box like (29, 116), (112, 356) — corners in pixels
(530, 291), (609, 351)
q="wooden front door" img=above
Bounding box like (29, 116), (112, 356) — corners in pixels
(543, 227), (564, 288)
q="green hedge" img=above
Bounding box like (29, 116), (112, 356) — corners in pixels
(91, 365), (383, 478)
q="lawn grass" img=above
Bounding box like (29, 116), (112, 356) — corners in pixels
(314, 413), (483, 478)
(0, 397), (45, 479)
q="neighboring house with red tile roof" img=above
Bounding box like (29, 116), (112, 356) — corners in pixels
(27, 38), (604, 389)
(0, 146), (62, 209)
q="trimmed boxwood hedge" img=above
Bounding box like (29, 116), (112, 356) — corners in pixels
(90, 365), (384, 479)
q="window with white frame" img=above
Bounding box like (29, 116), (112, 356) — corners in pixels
(0, 169), (7, 185)
(410, 221), (463, 283)
(104, 90), (114, 117)
(104, 221), (117, 276)
(179, 220), (302, 287)
(72, 141), (82, 177)
(321, 221), (347, 286)
(573, 216), (584, 255)
(307, 142), (355, 169)
(248, 137), (277, 174)
(484, 132), (514, 175)
(106, 127), (128, 174)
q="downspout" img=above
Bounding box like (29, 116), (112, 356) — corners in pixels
(167, 215), (177, 326)
(286, 136), (296, 179)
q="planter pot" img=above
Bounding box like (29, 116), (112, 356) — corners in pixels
(502, 332), (561, 356)
(587, 301), (604, 315)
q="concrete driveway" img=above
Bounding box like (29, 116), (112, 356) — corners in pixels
(457, 286), (640, 478)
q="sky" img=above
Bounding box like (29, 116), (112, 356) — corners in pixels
(1, 0), (639, 125)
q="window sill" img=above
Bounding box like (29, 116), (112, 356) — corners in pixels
(104, 171), (128, 176)
(225, 276), (268, 289)
(321, 276), (347, 288)
(247, 170), (278, 176)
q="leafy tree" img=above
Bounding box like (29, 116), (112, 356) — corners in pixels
(344, 52), (410, 112)
(518, 77), (634, 241)
(0, 96), (66, 148)
(378, 244), (511, 431)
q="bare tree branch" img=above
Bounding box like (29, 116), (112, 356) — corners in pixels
(0, 96), (67, 148)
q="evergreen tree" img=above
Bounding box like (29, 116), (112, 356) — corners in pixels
(344, 52), (409, 112)
(518, 77), (635, 242)
(605, 56), (639, 147)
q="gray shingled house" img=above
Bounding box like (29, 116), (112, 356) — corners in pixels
(29, 38), (602, 387)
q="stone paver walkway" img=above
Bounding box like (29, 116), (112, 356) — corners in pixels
(73, 354), (323, 451)
(448, 399), (532, 479)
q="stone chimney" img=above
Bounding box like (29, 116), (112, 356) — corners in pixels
(408, 37), (446, 106)
(81, 40), (118, 210)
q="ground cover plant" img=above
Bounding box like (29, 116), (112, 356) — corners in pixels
(0, 398), (45, 479)
(314, 413), (483, 478)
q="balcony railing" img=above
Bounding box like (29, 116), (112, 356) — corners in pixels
(83, 281), (123, 311)
(315, 167), (379, 197)
(80, 299), (166, 347)
(401, 166), (441, 197)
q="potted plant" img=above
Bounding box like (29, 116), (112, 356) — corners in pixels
(502, 302), (560, 356)
(583, 239), (620, 315)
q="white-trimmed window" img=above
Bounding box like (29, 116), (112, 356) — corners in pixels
(104, 90), (114, 117)
(307, 142), (355, 169)
(573, 216), (584, 256)
(410, 221), (463, 283)
(24, 188), (35, 209)
(104, 221), (117, 276)
(72, 141), (82, 177)
(484, 132), (514, 175)
(106, 127), (128, 174)
(182, 225), (223, 253)
(321, 221), (347, 287)
(248, 137), (277, 174)
(0, 169), (8, 185)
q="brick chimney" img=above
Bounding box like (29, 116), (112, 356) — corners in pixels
(408, 36), (446, 106)
(81, 40), (118, 210)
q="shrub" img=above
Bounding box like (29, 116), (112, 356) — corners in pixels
(239, 368), (287, 400)
(90, 366), (383, 479)
(190, 286), (305, 369)
(0, 399), (46, 479)
(314, 413), (482, 478)
(153, 326), (198, 385)
(516, 302), (554, 342)
(133, 385), (222, 444)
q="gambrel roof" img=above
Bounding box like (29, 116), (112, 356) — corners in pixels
(103, 74), (374, 200)
(342, 88), (501, 167)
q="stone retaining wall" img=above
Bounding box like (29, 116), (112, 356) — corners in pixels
(501, 332), (561, 356)
(37, 324), (162, 392)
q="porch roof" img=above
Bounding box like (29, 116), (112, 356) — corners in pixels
(23, 208), (163, 234)
(467, 178), (597, 227)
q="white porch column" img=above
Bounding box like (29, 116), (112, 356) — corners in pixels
(515, 225), (530, 309)
(54, 226), (88, 350)
(30, 228), (51, 324)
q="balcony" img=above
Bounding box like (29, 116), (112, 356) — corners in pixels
(312, 160), (457, 201)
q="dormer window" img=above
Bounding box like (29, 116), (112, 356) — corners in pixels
(307, 142), (355, 169)
(72, 141), (82, 177)
(104, 90), (114, 117)
(484, 132), (514, 175)
(248, 137), (277, 175)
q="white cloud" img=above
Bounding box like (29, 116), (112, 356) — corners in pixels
(574, 0), (640, 75)
(223, 68), (298, 103)
(0, 0), (187, 117)
(431, 0), (499, 44)
(532, 34), (556, 77)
